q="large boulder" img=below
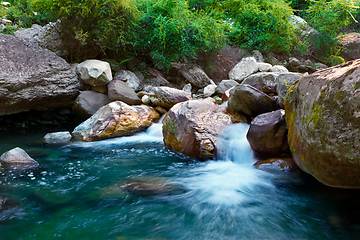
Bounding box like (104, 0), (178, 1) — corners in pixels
(229, 57), (258, 82)
(76, 60), (112, 87)
(107, 79), (141, 105)
(284, 59), (360, 188)
(72, 101), (160, 141)
(114, 70), (141, 91)
(242, 72), (279, 94)
(0, 34), (80, 115)
(72, 91), (111, 119)
(228, 84), (279, 117)
(163, 99), (247, 159)
(179, 64), (214, 88)
(338, 32), (360, 61)
(0, 147), (40, 170)
(13, 20), (67, 57)
(148, 86), (192, 110)
(247, 109), (288, 156)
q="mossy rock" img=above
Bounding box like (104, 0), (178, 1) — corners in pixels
(284, 59), (360, 188)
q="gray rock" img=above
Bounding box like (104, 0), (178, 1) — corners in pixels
(216, 80), (238, 95)
(338, 32), (360, 61)
(0, 147), (40, 170)
(72, 91), (110, 119)
(76, 60), (113, 87)
(229, 57), (259, 82)
(149, 86), (192, 110)
(44, 131), (72, 144)
(314, 62), (328, 70)
(276, 73), (304, 107)
(271, 65), (289, 73)
(228, 84), (279, 117)
(179, 64), (214, 88)
(0, 34), (80, 115)
(114, 70), (141, 91)
(204, 84), (217, 97)
(14, 20), (67, 57)
(252, 50), (264, 62)
(242, 72), (279, 94)
(107, 79), (141, 105)
(182, 83), (192, 95)
(258, 62), (272, 72)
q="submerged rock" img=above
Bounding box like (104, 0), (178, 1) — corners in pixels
(254, 158), (299, 172)
(0, 147), (40, 170)
(121, 177), (174, 196)
(44, 131), (72, 144)
(72, 101), (160, 141)
(285, 59), (360, 188)
(163, 99), (247, 159)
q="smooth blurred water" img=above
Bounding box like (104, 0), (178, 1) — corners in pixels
(0, 122), (360, 240)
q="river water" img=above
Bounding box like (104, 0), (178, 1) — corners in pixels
(0, 121), (359, 239)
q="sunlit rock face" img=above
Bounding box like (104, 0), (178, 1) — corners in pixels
(285, 59), (360, 189)
(72, 101), (160, 142)
(0, 34), (80, 115)
(162, 99), (247, 160)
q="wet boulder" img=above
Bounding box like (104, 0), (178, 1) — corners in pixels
(76, 60), (112, 87)
(285, 59), (360, 188)
(0, 147), (40, 170)
(72, 101), (160, 141)
(72, 90), (110, 119)
(44, 131), (72, 144)
(228, 84), (279, 117)
(149, 86), (192, 110)
(0, 34), (80, 115)
(247, 110), (289, 156)
(107, 79), (141, 105)
(121, 177), (174, 196)
(254, 158), (299, 172)
(229, 57), (258, 82)
(163, 99), (247, 159)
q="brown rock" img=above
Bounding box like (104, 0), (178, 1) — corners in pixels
(338, 32), (360, 61)
(72, 101), (160, 141)
(247, 109), (289, 156)
(285, 59), (360, 188)
(163, 99), (247, 159)
(254, 158), (299, 172)
(121, 177), (173, 196)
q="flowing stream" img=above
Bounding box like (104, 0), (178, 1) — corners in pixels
(0, 121), (360, 239)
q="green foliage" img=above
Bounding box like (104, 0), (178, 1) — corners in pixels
(222, 0), (297, 54)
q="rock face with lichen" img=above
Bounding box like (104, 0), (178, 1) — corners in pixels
(163, 99), (247, 160)
(284, 59), (360, 189)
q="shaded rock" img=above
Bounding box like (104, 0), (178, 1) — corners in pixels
(72, 91), (110, 119)
(0, 147), (40, 170)
(221, 87), (233, 103)
(271, 65), (289, 73)
(229, 57), (258, 82)
(0, 34), (80, 115)
(34, 188), (74, 205)
(247, 109), (288, 156)
(276, 72), (305, 108)
(338, 32), (360, 61)
(252, 50), (264, 62)
(179, 64), (214, 88)
(72, 101), (160, 141)
(91, 85), (107, 94)
(143, 68), (170, 86)
(114, 70), (141, 91)
(163, 99), (247, 159)
(254, 158), (299, 172)
(314, 62), (328, 71)
(284, 59), (360, 188)
(216, 80), (238, 95)
(76, 59), (112, 87)
(107, 79), (141, 105)
(228, 84), (279, 117)
(155, 106), (167, 115)
(149, 87), (192, 110)
(121, 177), (174, 196)
(14, 20), (67, 57)
(44, 131), (72, 144)
(242, 72), (278, 94)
